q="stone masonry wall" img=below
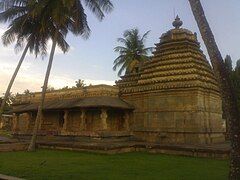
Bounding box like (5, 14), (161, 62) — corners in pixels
(122, 88), (225, 144)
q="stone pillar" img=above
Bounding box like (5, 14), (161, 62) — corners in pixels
(123, 111), (130, 131)
(0, 116), (3, 129)
(80, 109), (86, 131)
(100, 109), (108, 130)
(0, 115), (3, 129)
(26, 113), (31, 131)
(12, 113), (19, 132)
(63, 110), (69, 132)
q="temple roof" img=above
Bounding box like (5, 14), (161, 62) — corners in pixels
(117, 16), (220, 95)
(11, 96), (134, 113)
(13, 85), (119, 106)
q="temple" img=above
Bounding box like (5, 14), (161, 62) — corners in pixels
(11, 17), (226, 145)
(12, 85), (134, 137)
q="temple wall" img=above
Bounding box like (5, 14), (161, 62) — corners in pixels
(121, 89), (225, 144)
(108, 109), (125, 131)
(68, 111), (82, 132)
(27, 113), (35, 132)
(41, 112), (61, 132)
(85, 109), (102, 131)
(17, 113), (30, 133)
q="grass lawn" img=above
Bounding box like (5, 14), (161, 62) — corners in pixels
(0, 150), (228, 180)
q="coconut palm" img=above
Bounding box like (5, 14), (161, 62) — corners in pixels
(236, 59), (240, 72)
(113, 29), (153, 76)
(188, 0), (240, 178)
(0, 0), (69, 118)
(0, 0), (27, 118)
(75, 79), (85, 88)
(27, 0), (113, 151)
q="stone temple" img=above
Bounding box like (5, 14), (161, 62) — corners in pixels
(11, 17), (226, 146)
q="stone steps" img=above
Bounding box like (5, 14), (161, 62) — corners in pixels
(38, 141), (230, 159)
(14, 134), (138, 144)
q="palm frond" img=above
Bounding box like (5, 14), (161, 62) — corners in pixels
(83, 0), (113, 21)
(141, 30), (150, 42)
(113, 28), (153, 76)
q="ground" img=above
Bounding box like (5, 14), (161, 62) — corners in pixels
(0, 150), (228, 180)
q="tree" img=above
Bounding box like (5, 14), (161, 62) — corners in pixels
(113, 29), (154, 76)
(75, 79), (85, 88)
(230, 60), (240, 111)
(0, 92), (15, 113)
(188, 0), (240, 178)
(236, 59), (240, 72)
(0, 0), (47, 118)
(0, 0), (69, 120)
(27, 0), (113, 151)
(61, 86), (69, 90)
(225, 55), (233, 73)
(24, 89), (31, 95)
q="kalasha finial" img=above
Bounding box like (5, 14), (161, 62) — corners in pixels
(172, 15), (183, 29)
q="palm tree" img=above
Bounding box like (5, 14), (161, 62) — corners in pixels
(75, 79), (85, 88)
(113, 29), (153, 76)
(188, 0), (240, 178)
(224, 55), (233, 73)
(236, 59), (240, 72)
(0, 0), (48, 117)
(0, 92), (14, 113)
(24, 89), (31, 95)
(27, 0), (113, 151)
(0, 0), (26, 119)
(0, 0), (69, 119)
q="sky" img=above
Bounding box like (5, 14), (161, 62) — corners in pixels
(0, 0), (240, 95)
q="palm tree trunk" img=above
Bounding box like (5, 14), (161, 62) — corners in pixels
(27, 37), (57, 152)
(0, 44), (29, 119)
(188, 0), (240, 179)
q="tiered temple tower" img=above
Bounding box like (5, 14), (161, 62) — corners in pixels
(117, 16), (225, 144)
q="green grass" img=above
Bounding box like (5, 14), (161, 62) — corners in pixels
(0, 150), (228, 180)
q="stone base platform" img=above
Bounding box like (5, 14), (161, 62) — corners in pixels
(9, 134), (230, 159)
(13, 131), (136, 143)
(0, 135), (28, 152)
(37, 141), (230, 159)
(0, 142), (28, 152)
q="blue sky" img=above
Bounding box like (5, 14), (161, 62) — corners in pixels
(0, 0), (240, 94)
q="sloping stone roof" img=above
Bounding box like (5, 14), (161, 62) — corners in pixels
(117, 21), (220, 96)
(11, 96), (134, 113)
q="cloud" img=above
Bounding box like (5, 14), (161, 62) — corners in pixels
(0, 25), (114, 96)
(0, 43), (112, 95)
(84, 79), (115, 86)
(0, 69), (115, 95)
